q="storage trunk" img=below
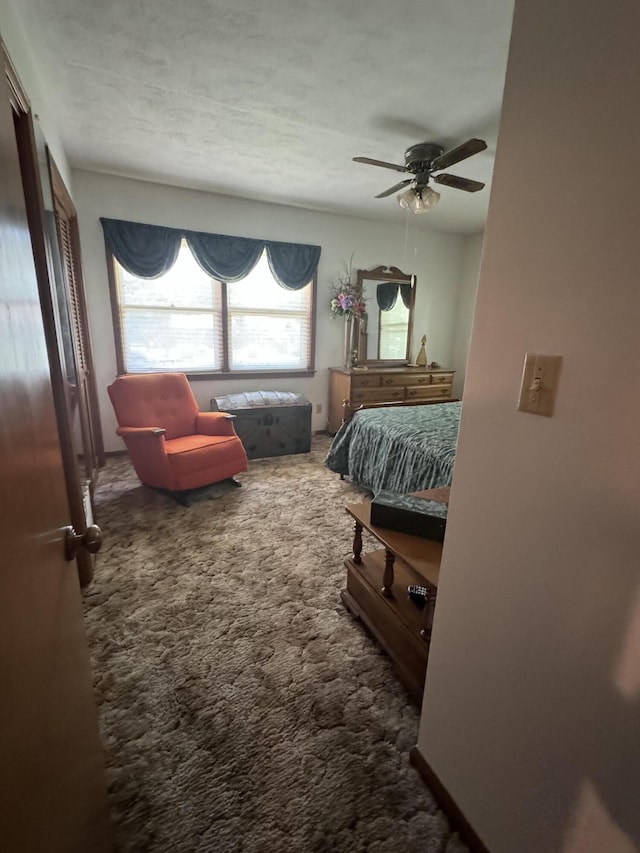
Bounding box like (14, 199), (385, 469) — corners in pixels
(210, 391), (312, 459)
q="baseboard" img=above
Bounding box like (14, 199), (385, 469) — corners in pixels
(409, 746), (489, 853)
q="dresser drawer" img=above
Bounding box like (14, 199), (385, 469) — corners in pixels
(407, 373), (431, 386)
(431, 372), (455, 385)
(406, 385), (453, 401)
(379, 374), (411, 388)
(351, 386), (404, 403)
(350, 373), (381, 389)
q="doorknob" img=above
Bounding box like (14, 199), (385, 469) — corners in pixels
(64, 524), (103, 561)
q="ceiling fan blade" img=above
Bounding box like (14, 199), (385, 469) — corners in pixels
(375, 179), (413, 199)
(431, 138), (487, 171)
(353, 156), (409, 173)
(433, 173), (485, 193)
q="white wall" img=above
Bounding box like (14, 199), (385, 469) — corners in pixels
(418, 2), (640, 852)
(0, 0), (72, 190)
(450, 233), (483, 398)
(72, 170), (469, 451)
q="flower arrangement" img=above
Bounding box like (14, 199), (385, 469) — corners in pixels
(329, 257), (366, 319)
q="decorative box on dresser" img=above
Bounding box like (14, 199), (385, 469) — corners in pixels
(328, 366), (456, 434)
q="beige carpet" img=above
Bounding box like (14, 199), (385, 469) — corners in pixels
(85, 435), (467, 853)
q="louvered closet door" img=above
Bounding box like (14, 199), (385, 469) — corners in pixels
(55, 204), (97, 483)
(57, 210), (88, 373)
(48, 154), (104, 587)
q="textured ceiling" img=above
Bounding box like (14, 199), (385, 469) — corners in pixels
(14, 0), (514, 234)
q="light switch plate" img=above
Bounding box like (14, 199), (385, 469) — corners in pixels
(518, 353), (563, 417)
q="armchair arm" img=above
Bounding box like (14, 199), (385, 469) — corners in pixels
(196, 411), (237, 437)
(116, 426), (167, 437)
(115, 425), (173, 488)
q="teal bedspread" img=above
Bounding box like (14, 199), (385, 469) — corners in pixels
(325, 402), (461, 494)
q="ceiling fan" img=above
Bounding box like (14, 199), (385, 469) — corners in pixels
(353, 138), (487, 213)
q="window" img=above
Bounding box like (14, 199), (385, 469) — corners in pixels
(378, 296), (410, 359)
(110, 242), (315, 377)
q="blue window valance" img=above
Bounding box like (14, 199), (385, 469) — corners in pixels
(100, 217), (321, 290)
(376, 281), (413, 311)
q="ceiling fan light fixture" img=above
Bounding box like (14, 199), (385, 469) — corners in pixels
(418, 186), (441, 211)
(397, 185), (440, 214)
(397, 187), (414, 210)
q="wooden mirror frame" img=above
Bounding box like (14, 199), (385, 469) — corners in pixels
(356, 265), (415, 365)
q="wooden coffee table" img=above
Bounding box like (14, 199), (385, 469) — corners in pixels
(340, 487), (449, 705)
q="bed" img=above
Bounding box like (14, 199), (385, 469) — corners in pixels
(325, 401), (461, 494)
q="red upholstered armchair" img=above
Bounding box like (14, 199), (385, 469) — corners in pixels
(107, 373), (248, 493)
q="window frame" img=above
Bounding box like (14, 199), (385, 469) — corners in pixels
(105, 245), (317, 380)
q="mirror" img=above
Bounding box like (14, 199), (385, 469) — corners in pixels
(356, 266), (415, 365)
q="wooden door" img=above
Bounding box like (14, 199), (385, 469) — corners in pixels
(0, 50), (112, 852)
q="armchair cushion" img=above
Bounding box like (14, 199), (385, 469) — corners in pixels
(165, 434), (248, 489)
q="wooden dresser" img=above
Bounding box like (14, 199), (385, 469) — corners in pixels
(328, 366), (456, 433)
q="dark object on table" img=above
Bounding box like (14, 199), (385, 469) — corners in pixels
(211, 391), (311, 459)
(370, 491), (448, 541)
(408, 584), (429, 607)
